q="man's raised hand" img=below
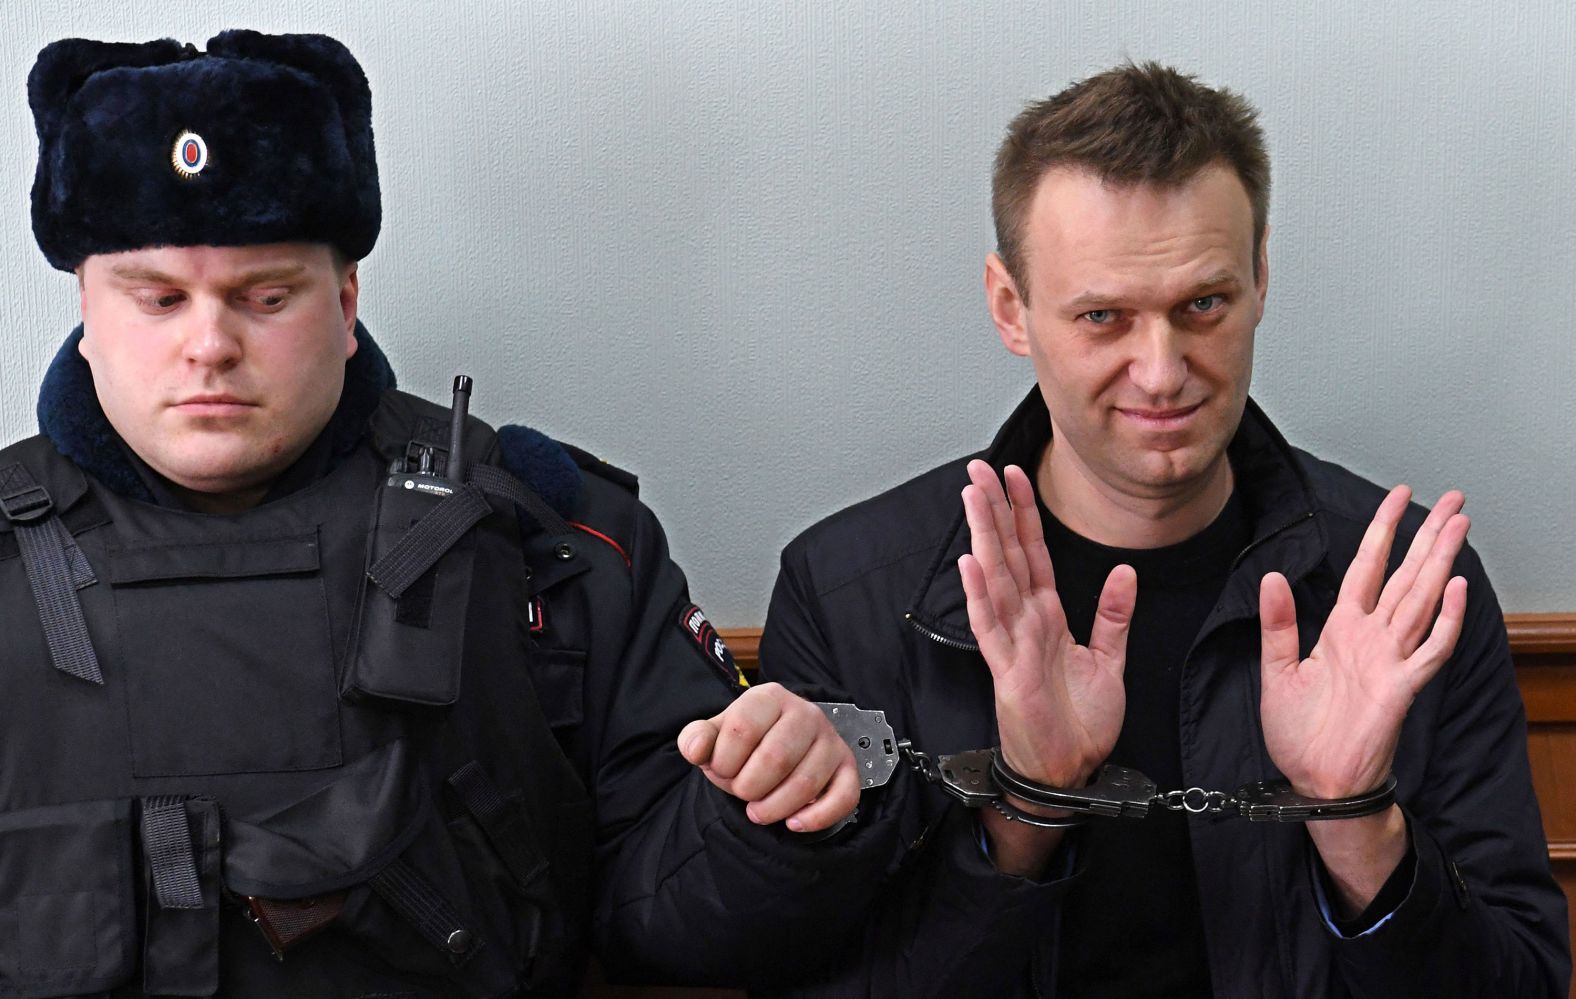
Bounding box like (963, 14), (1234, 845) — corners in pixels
(1259, 485), (1469, 799)
(958, 460), (1136, 789)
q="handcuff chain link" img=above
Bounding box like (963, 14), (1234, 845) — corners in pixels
(1157, 787), (1240, 815)
(896, 739), (939, 784)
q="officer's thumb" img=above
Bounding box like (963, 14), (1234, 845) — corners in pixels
(678, 718), (720, 766)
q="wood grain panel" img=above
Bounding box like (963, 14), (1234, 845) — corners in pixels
(1508, 614), (1576, 656)
(1512, 615), (1576, 995)
(1528, 727), (1576, 851)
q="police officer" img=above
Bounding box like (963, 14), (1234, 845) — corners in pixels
(3, 31), (882, 996)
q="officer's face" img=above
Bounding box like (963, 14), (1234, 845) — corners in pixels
(78, 243), (358, 511)
(986, 163), (1266, 506)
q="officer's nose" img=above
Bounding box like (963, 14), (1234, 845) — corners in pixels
(181, 299), (243, 371)
(1127, 319), (1188, 400)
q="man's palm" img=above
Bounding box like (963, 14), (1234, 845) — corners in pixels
(959, 461), (1135, 788)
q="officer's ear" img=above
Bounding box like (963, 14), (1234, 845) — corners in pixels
(338, 259), (359, 360)
(986, 252), (1031, 357)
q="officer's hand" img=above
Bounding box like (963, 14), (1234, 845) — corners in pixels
(959, 461), (1135, 789)
(677, 683), (860, 833)
(1259, 485), (1469, 799)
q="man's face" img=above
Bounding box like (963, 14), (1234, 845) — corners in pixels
(986, 163), (1267, 503)
(78, 243), (358, 508)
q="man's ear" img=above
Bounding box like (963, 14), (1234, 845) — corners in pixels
(985, 252), (1031, 357)
(1254, 225), (1270, 315)
(340, 261), (359, 359)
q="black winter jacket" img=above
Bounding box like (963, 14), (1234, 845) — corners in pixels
(759, 386), (1570, 998)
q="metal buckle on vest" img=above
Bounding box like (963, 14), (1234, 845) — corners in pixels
(0, 482), (53, 524)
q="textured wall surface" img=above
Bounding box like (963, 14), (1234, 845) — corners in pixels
(1, 2), (1571, 623)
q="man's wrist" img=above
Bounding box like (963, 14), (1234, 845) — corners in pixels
(979, 804), (1071, 879)
(998, 788), (1078, 821)
(995, 743), (1096, 795)
(1307, 803), (1410, 919)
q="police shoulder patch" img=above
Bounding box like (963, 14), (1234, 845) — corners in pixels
(676, 602), (748, 692)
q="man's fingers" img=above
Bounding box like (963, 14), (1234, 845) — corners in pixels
(678, 718), (719, 766)
(785, 759), (862, 833)
(1003, 464), (1056, 592)
(1375, 490), (1464, 618)
(963, 484), (1023, 621)
(706, 687), (786, 780)
(1391, 513), (1470, 651)
(727, 704), (822, 802)
(1087, 563), (1136, 674)
(967, 459), (1032, 595)
(1259, 571), (1302, 676)
(1407, 576), (1468, 685)
(961, 553), (1013, 673)
(746, 735), (852, 826)
(1337, 485), (1411, 612)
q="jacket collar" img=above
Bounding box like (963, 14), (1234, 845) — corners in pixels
(904, 384), (1332, 648)
(35, 321), (396, 502)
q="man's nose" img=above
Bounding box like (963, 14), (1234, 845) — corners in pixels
(180, 300), (243, 370)
(1127, 319), (1188, 399)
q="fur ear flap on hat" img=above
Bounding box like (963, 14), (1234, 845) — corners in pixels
(28, 39), (189, 146)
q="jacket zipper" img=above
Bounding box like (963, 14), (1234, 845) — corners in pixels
(1228, 510), (1315, 576)
(903, 612), (980, 652)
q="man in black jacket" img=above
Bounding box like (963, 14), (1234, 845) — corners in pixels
(2, 31), (880, 996)
(759, 62), (1570, 997)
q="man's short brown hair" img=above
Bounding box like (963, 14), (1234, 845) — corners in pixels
(992, 62), (1269, 302)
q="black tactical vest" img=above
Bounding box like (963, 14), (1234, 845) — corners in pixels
(0, 389), (592, 998)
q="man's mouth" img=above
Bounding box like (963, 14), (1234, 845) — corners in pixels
(172, 394), (257, 416)
(1115, 401), (1204, 430)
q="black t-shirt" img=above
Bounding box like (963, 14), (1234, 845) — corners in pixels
(1043, 491), (1252, 999)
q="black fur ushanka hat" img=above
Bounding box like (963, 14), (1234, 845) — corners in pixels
(29, 30), (380, 271)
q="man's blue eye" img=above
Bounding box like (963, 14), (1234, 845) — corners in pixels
(1191, 295), (1222, 312)
(1083, 309), (1113, 324)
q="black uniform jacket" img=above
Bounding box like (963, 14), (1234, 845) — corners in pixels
(759, 386), (1570, 998)
(0, 325), (901, 995)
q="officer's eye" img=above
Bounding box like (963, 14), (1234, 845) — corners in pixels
(247, 288), (291, 312)
(1080, 309), (1116, 325)
(1187, 294), (1225, 313)
(134, 290), (184, 313)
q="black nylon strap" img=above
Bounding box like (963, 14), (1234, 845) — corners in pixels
(369, 856), (480, 961)
(467, 464), (572, 536)
(141, 796), (204, 910)
(448, 762), (547, 890)
(63, 529), (95, 589)
(366, 484), (492, 598)
(1, 463), (102, 684)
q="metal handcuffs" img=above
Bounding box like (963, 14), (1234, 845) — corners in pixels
(816, 702), (1397, 831)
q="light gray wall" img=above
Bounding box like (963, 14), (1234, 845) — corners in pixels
(2, 2), (1571, 624)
